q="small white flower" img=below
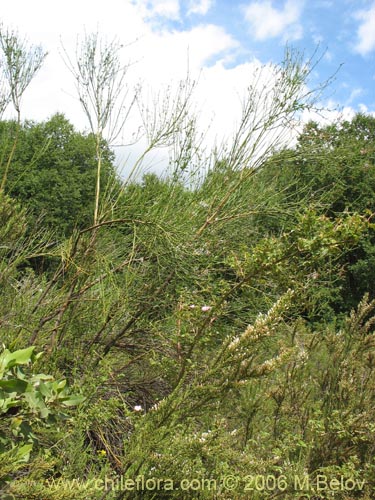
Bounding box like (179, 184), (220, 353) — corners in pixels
(133, 405), (143, 412)
(199, 430), (211, 443)
(199, 201), (209, 208)
(189, 304), (196, 309)
(228, 336), (240, 350)
(201, 305), (212, 312)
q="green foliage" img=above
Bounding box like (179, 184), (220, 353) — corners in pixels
(254, 113), (375, 311)
(0, 35), (374, 498)
(0, 113), (119, 237)
(0, 346), (84, 487)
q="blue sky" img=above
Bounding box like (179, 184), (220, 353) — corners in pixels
(1, 0), (374, 118)
(1, 0), (374, 173)
(147, 0), (375, 113)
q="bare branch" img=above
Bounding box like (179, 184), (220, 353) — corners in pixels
(0, 25), (47, 192)
(61, 31), (139, 225)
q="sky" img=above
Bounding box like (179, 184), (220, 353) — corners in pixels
(0, 0), (374, 174)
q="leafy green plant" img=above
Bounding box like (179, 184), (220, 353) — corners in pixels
(0, 346), (84, 482)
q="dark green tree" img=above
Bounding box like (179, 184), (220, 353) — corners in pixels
(0, 113), (119, 237)
(256, 113), (375, 311)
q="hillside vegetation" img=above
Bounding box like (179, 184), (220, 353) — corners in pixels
(0, 27), (375, 500)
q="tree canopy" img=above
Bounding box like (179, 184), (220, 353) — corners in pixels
(0, 113), (118, 237)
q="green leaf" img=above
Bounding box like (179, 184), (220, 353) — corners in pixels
(14, 443), (33, 462)
(2, 346), (36, 370)
(39, 407), (51, 419)
(24, 391), (46, 412)
(36, 381), (51, 398)
(0, 398), (20, 413)
(61, 395), (85, 406)
(0, 379), (28, 393)
(31, 373), (54, 382)
(56, 379), (67, 392)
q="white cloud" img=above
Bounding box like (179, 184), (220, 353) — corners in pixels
(244, 0), (303, 41)
(301, 103), (357, 128)
(122, 23), (239, 91)
(0, 0), (349, 179)
(323, 50), (333, 62)
(0, 1), (237, 113)
(316, 0), (333, 7)
(346, 87), (363, 105)
(354, 3), (375, 56)
(148, 0), (180, 19)
(132, 0), (181, 20)
(0, 0), (154, 128)
(188, 0), (213, 16)
(0, 0), (242, 177)
(358, 104), (375, 118)
(312, 33), (323, 45)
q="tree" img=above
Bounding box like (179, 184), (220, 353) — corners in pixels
(256, 113), (375, 310)
(0, 113), (119, 237)
(294, 113), (375, 215)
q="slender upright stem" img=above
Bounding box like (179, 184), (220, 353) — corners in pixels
(0, 108), (20, 192)
(94, 131), (103, 225)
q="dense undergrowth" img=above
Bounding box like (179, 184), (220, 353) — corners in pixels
(0, 27), (375, 499)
